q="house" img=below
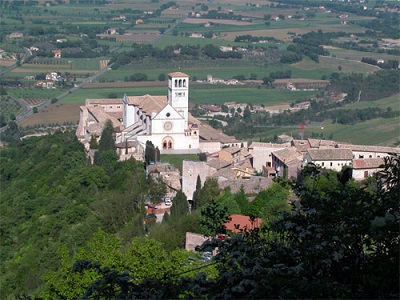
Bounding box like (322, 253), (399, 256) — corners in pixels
(29, 46), (39, 51)
(271, 147), (303, 179)
(335, 144), (400, 159)
(305, 148), (353, 172)
(352, 158), (384, 181)
(106, 28), (117, 35)
(271, 16), (280, 21)
(219, 146), (241, 164)
(220, 46), (233, 52)
(249, 142), (289, 172)
(8, 32), (23, 39)
(135, 19), (144, 25)
(56, 38), (67, 43)
(190, 33), (203, 38)
(294, 101), (311, 109)
(52, 50), (62, 58)
(147, 163), (181, 200)
(224, 214), (262, 234)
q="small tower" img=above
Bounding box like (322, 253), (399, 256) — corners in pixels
(168, 72), (189, 129)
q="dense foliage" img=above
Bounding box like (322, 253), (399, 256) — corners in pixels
(66, 158), (399, 299)
(0, 130), (147, 297)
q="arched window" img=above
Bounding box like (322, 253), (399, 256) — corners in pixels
(175, 79), (178, 87)
(162, 137), (174, 150)
(183, 79), (186, 87)
(179, 79), (182, 87)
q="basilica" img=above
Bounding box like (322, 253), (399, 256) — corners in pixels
(76, 72), (243, 160)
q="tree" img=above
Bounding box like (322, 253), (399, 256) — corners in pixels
(145, 140), (156, 165)
(199, 200), (231, 237)
(89, 135), (98, 149)
(243, 105), (251, 122)
(98, 120), (115, 152)
(158, 73), (166, 81)
(193, 177), (220, 209)
(170, 190), (188, 218)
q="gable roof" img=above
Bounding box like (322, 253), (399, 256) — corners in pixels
(352, 158), (384, 169)
(153, 103), (184, 120)
(206, 158), (231, 170)
(336, 143), (400, 154)
(126, 94), (167, 115)
(273, 147), (303, 163)
(308, 148), (353, 161)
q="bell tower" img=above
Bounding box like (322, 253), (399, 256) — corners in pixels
(168, 72), (189, 129)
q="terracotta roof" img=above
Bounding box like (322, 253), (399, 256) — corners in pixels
(308, 148), (353, 161)
(353, 158), (384, 169)
(273, 147), (303, 163)
(115, 140), (140, 148)
(336, 143), (400, 154)
(206, 158), (231, 170)
(214, 167), (238, 180)
(248, 142), (288, 149)
(87, 106), (121, 129)
(220, 146), (241, 154)
(308, 138), (337, 148)
(126, 94), (167, 115)
(168, 72), (189, 77)
(86, 98), (122, 105)
(219, 176), (273, 194)
(224, 214), (262, 233)
(291, 139), (311, 152)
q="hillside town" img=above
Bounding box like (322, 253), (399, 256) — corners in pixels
(75, 71), (399, 223)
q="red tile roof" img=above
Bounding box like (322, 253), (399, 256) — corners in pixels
(224, 214), (262, 233)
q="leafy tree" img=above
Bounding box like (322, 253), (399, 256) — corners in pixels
(199, 200), (231, 237)
(158, 73), (166, 81)
(170, 190), (188, 218)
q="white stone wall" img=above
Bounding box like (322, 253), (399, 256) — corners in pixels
(305, 154), (352, 172)
(182, 161), (216, 200)
(352, 150), (388, 159)
(199, 141), (221, 153)
(253, 145), (286, 172)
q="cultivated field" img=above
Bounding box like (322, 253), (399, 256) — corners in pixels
(18, 103), (81, 127)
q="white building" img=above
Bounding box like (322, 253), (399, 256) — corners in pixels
(119, 72), (199, 153)
(305, 148), (353, 172)
(77, 72), (200, 155)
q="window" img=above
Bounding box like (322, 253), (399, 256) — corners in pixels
(359, 155), (364, 158)
(330, 162), (333, 167)
(322, 162), (325, 166)
(166, 112), (171, 117)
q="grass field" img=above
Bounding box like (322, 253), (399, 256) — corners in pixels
(160, 154), (200, 173)
(252, 115), (399, 147)
(328, 48), (400, 62)
(339, 94), (400, 111)
(60, 84), (316, 106)
(292, 56), (379, 74)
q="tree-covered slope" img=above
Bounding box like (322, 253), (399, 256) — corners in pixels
(0, 130), (147, 297)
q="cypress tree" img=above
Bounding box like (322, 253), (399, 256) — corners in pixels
(170, 190), (188, 218)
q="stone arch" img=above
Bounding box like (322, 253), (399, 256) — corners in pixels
(162, 136), (174, 149)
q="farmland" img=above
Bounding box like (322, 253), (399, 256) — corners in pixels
(0, 0), (398, 146)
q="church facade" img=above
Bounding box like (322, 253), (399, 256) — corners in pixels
(120, 72), (199, 152)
